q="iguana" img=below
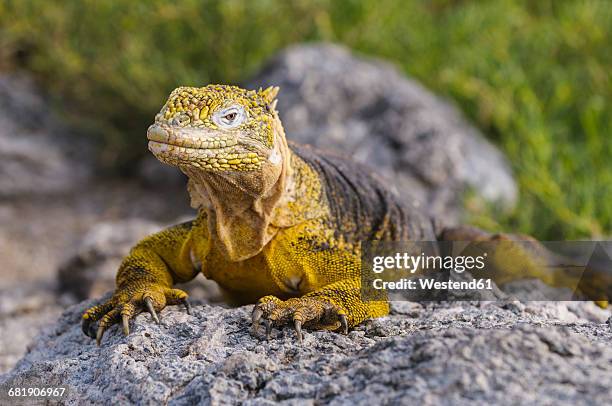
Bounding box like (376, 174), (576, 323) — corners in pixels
(82, 85), (608, 345)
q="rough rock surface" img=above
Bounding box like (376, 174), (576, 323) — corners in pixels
(0, 74), (91, 197)
(249, 43), (517, 223)
(2, 297), (610, 405)
(0, 283), (68, 374)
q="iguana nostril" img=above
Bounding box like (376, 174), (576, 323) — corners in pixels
(172, 113), (190, 127)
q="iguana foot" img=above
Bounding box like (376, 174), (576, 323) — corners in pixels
(82, 284), (192, 345)
(251, 296), (348, 344)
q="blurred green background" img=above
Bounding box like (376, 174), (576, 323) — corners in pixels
(0, 0), (610, 240)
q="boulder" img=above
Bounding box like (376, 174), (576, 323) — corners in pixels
(0, 74), (90, 197)
(1, 298), (609, 404)
(249, 43), (517, 223)
(57, 219), (165, 301)
(57, 219), (222, 302)
(0, 283), (66, 374)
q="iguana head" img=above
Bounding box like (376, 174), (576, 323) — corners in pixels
(147, 84), (282, 173)
(148, 84), (294, 259)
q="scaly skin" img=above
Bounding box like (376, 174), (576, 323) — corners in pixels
(83, 84), (609, 345)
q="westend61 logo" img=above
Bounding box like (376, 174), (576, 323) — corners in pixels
(361, 240), (612, 302)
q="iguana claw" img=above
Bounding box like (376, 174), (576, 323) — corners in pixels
(82, 286), (191, 345)
(144, 297), (160, 324)
(265, 319), (272, 339)
(251, 307), (263, 331)
(181, 298), (193, 315)
(294, 320), (303, 344)
(122, 314), (130, 336)
(339, 314), (349, 335)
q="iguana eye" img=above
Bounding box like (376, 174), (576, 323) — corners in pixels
(213, 105), (245, 129)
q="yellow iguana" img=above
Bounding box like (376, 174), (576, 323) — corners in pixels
(82, 85), (608, 345)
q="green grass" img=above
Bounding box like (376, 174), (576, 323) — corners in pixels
(1, 0), (610, 239)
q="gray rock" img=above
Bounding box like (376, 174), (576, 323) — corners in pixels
(0, 283), (67, 374)
(1, 298), (609, 405)
(249, 44), (517, 223)
(0, 74), (91, 197)
(57, 219), (165, 300)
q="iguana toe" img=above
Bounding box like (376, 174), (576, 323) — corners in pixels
(82, 301), (113, 339)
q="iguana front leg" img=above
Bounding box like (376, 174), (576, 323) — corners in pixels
(251, 278), (389, 343)
(82, 221), (201, 345)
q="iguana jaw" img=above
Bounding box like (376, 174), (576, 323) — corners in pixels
(147, 123), (266, 172)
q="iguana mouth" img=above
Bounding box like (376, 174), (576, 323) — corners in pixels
(147, 123), (263, 170)
(147, 124), (239, 150)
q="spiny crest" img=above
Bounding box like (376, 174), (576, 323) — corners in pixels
(259, 85), (279, 105)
